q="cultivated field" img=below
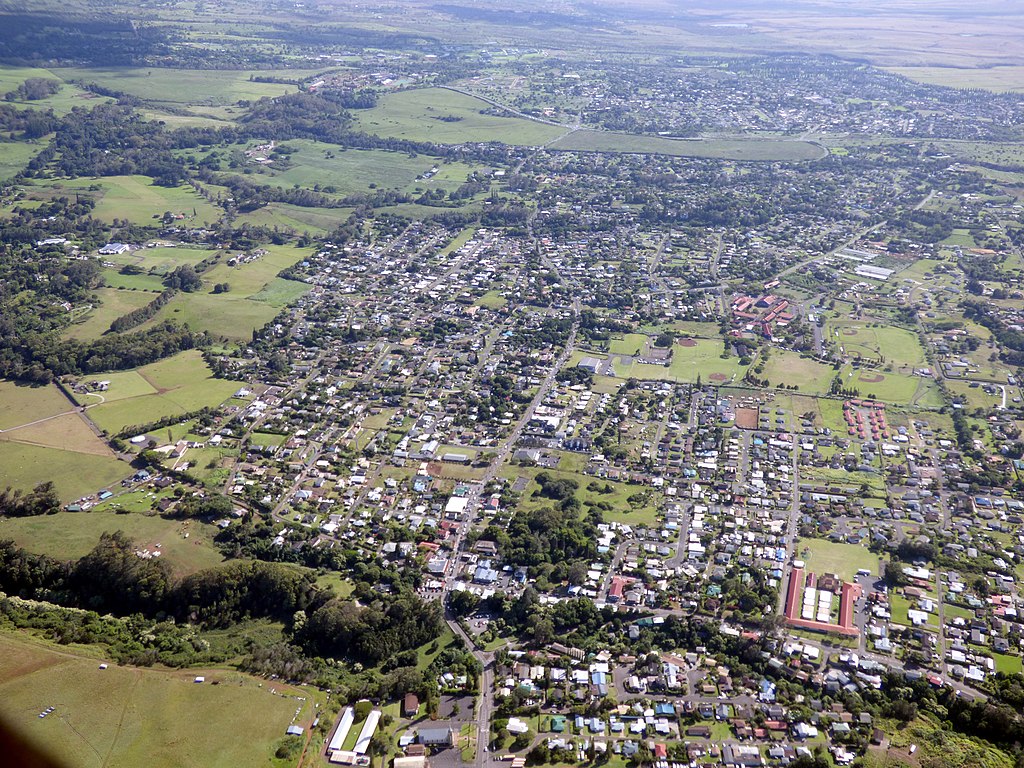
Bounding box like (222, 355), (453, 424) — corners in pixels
(76, 350), (243, 435)
(0, 632), (301, 768)
(548, 130), (827, 161)
(352, 87), (566, 145)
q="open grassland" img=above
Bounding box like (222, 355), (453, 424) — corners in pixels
(352, 87), (566, 145)
(548, 130), (826, 161)
(0, 140), (49, 182)
(149, 245), (310, 339)
(86, 176), (220, 227)
(838, 365), (943, 408)
(78, 351), (242, 435)
(0, 508), (224, 574)
(64, 288), (156, 341)
(2, 413), (114, 457)
(829, 321), (926, 369)
(0, 442), (127, 501)
(101, 268), (166, 292)
(107, 245), (219, 275)
(52, 67), (314, 105)
(797, 538), (880, 582)
(0, 66), (112, 114)
(234, 203), (354, 235)
(0, 632), (300, 768)
(759, 351), (836, 395)
(0, 381), (70, 430)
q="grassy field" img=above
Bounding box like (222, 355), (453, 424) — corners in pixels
(0, 508), (224, 574)
(149, 245), (310, 339)
(77, 350), (242, 435)
(352, 87), (565, 145)
(65, 288), (156, 341)
(829, 321), (926, 370)
(85, 176), (221, 227)
(0, 442), (128, 501)
(0, 631), (301, 768)
(759, 351), (836, 394)
(53, 67), (314, 105)
(234, 203), (354, 235)
(548, 130), (827, 161)
(797, 539), (880, 582)
(0, 381), (70, 430)
(107, 246), (219, 276)
(611, 338), (745, 385)
(887, 65), (1024, 93)
(0, 140), (48, 181)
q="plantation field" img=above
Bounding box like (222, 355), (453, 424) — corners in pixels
(53, 67), (315, 105)
(0, 507), (224, 573)
(0, 442), (128, 501)
(0, 380), (70, 430)
(65, 288), (156, 341)
(78, 351), (243, 435)
(0, 632), (300, 768)
(797, 538), (880, 582)
(548, 130), (827, 161)
(759, 351), (836, 394)
(0, 140), (49, 181)
(612, 338), (744, 384)
(352, 87), (566, 145)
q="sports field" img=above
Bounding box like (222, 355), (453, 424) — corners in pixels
(829, 321), (926, 370)
(797, 538), (880, 582)
(759, 351), (836, 394)
(0, 632), (303, 768)
(77, 350), (243, 435)
(548, 130), (827, 161)
(612, 338), (745, 384)
(352, 87), (566, 145)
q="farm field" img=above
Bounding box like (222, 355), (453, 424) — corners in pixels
(886, 65), (1024, 93)
(76, 350), (243, 435)
(0, 632), (301, 768)
(52, 67), (315, 105)
(351, 87), (566, 145)
(797, 539), (881, 582)
(0, 442), (128, 501)
(64, 288), (156, 341)
(759, 351), (836, 395)
(0, 508), (225, 574)
(548, 130), (827, 160)
(0, 380), (71, 430)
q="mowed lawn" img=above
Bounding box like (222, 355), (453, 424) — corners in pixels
(0, 632), (300, 768)
(150, 245), (311, 339)
(829, 321), (926, 370)
(759, 351), (836, 394)
(613, 338), (744, 384)
(352, 87), (566, 145)
(0, 509), (224, 574)
(78, 351), (243, 434)
(797, 538), (880, 582)
(838, 365), (942, 408)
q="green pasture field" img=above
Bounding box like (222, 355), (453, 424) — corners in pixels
(837, 365), (943, 408)
(829, 321), (926, 370)
(0, 380), (70, 430)
(932, 140), (1024, 169)
(501, 464), (662, 527)
(946, 379), (1006, 411)
(0, 66), (113, 114)
(612, 338), (744, 385)
(234, 203), (354, 235)
(0, 507), (224, 574)
(548, 130), (827, 161)
(138, 108), (235, 129)
(64, 288), (156, 341)
(147, 245), (310, 338)
(352, 87), (566, 145)
(107, 245), (219, 275)
(77, 350), (243, 434)
(1, 413), (115, 457)
(0, 632), (301, 768)
(759, 351), (836, 395)
(0, 140), (49, 182)
(475, 290), (507, 309)
(0, 442), (128, 500)
(32, 176), (221, 227)
(248, 431), (287, 448)
(52, 67), (315, 105)
(796, 538), (880, 582)
(101, 268), (166, 292)
(801, 464), (886, 496)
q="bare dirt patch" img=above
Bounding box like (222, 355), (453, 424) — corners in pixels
(678, 338), (698, 348)
(860, 373), (886, 383)
(736, 407), (759, 429)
